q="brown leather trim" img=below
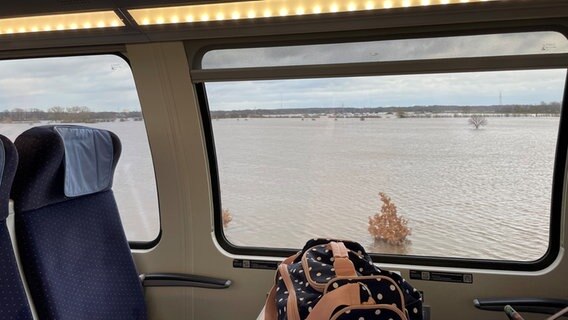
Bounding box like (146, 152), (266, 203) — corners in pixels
(279, 263), (301, 320)
(329, 304), (408, 320)
(263, 252), (301, 320)
(324, 275), (406, 309)
(306, 283), (361, 320)
(330, 242), (357, 277)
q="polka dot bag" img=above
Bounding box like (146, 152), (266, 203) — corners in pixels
(263, 239), (423, 320)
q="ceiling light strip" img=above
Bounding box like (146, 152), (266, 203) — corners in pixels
(0, 11), (124, 35)
(129, 0), (496, 25)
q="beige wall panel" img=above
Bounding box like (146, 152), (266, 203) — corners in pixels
(126, 41), (568, 320)
(127, 42), (274, 319)
(128, 42), (193, 319)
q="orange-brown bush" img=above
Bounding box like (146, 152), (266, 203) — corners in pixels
(368, 193), (411, 246)
(222, 209), (233, 228)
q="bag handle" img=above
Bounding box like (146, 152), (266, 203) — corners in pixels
(330, 242), (357, 277)
(306, 283), (361, 320)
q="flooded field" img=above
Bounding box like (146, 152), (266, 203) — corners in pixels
(213, 117), (559, 261)
(0, 117), (559, 261)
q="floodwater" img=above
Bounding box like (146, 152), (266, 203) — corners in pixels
(0, 117), (559, 261)
(213, 117), (559, 261)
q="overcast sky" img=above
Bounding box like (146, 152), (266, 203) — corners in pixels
(206, 69), (567, 110)
(0, 55), (140, 112)
(0, 32), (567, 112)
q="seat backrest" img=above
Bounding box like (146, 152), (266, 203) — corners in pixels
(0, 134), (33, 320)
(11, 125), (147, 320)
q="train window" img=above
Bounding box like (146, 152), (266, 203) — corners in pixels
(206, 69), (565, 262)
(0, 54), (160, 243)
(202, 31), (568, 69)
(201, 31), (568, 266)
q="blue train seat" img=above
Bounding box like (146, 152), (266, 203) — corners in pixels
(0, 134), (33, 320)
(11, 126), (147, 320)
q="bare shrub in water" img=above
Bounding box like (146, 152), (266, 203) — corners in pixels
(368, 193), (411, 246)
(469, 114), (487, 129)
(222, 209), (233, 228)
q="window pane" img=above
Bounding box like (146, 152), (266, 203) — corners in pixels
(202, 32), (568, 69)
(0, 55), (160, 242)
(207, 69), (566, 261)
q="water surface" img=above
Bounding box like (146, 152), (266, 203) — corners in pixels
(214, 117), (558, 261)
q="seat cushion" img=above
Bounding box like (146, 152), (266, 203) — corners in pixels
(16, 191), (146, 320)
(0, 222), (33, 320)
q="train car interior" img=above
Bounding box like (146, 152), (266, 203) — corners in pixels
(0, 0), (567, 319)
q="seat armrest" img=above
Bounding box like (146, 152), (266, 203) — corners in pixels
(474, 297), (568, 315)
(140, 273), (231, 289)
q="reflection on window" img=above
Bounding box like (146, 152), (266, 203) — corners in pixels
(0, 55), (160, 242)
(207, 69), (566, 261)
(202, 32), (568, 69)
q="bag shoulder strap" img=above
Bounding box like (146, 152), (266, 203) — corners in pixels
(264, 253), (300, 320)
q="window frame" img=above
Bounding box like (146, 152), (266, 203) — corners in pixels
(195, 25), (568, 271)
(0, 50), (162, 249)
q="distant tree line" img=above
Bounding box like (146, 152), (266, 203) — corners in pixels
(211, 102), (562, 119)
(0, 106), (143, 123)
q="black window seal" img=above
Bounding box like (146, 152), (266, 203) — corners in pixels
(199, 26), (568, 271)
(129, 229), (163, 250)
(191, 54), (568, 83)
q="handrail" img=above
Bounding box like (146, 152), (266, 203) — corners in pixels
(474, 297), (568, 315)
(140, 273), (232, 289)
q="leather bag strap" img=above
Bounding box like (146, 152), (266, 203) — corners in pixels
(263, 284), (278, 320)
(263, 253), (300, 320)
(330, 242), (357, 277)
(305, 283), (361, 320)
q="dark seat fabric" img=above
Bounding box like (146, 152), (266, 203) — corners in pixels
(0, 135), (33, 320)
(11, 126), (147, 320)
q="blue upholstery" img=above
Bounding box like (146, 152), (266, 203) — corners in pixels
(11, 126), (121, 213)
(0, 135), (33, 320)
(11, 126), (147, 320)
(55, 127), (115, 197)
(0, 135), (18, 221)
(0, 138), (4, 192)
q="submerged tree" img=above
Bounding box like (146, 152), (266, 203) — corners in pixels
(222, 209), (233, 228)
(469, 115), (488, 129)
(368, 193), (411, 246)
